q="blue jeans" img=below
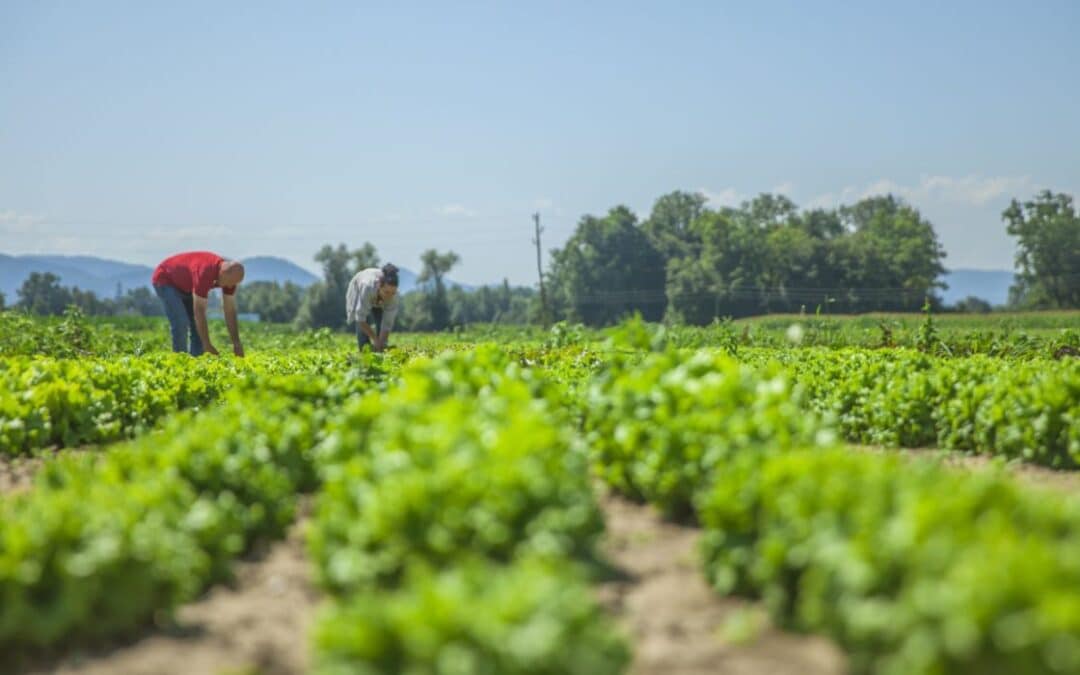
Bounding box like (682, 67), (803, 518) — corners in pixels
(356, 307), (383, 350)
(154, 284), (204, 356)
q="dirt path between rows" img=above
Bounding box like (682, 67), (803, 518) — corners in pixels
(0, 454), (45, 495)
(855, 445), (1080, 494)
(597, 493), (847, 675)
(25, 505), (318, 675)
(945, 454), (1080, 493)
(0, 447), (95, 496)
(8, 446), (1073, 675)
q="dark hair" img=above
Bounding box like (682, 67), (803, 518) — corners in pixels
(380, 263), (399, 287)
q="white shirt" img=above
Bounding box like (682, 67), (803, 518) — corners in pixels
(345, 268), (400, 332)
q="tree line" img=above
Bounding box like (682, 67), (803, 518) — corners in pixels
(6, 188), (1077, 327)
(286, 244), (534, 332)
(4, 275), (165, 317)
(545, 188), (1076, 325)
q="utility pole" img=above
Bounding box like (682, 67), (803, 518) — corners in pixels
(532, 212), (550, 328)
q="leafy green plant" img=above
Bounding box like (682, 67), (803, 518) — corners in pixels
(314, 559), (629, 675)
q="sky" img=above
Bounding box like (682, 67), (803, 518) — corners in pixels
(2, 1), (1078, 285)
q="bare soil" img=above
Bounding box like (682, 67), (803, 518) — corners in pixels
(25, 505), (318, 675)
(597, 493), (847, 675)
(0, 454), (44, 495)
(9, 445), (1073, 675)
(0, 446), (97, 496)
(855, 445), (1080, 494)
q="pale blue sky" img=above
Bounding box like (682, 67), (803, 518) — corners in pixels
(2, 1), (1078, 284)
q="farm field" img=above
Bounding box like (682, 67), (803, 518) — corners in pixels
(2, 311), (1079, 675)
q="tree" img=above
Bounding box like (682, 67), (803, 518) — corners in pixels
(739, 193), (798, 229)
(664, 255), (722, 325)
(114, 287), (165, 316)
(0, 290), (5, 311)
(1004, 190), (1080, 309)
(439, 280), (536, 327)
(838, 195), (947, 311)
(953, 296), (993, 313)
(68, 287), (109, 315)
(239, 281), (304, 323)
(643, 191), (708, 260)
(662, 193), (812, 322)
(417, 249), (461, 331)
(16, 272), (72, 315)
(548, 206), (666, 326)
(761, 224), (825, 312)
(295, 242), (380, 330)
(350, 242), (380, 274)
(793, 208), (845, 240)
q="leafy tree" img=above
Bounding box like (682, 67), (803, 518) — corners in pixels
(793, 208), (845, 240)
(350, 242), (380, 274)
(662, 193), (815, 322)
(16, 272), (72, 315)
(458, 281), (535, 325)
(398, 280), (536, 329)
(239, 281), (304, 323)
(0, 290), (5, 311)
(664, 255), (721, 325)
(838, 195), (947, 311)
(953, 296), (993, 313)
(1004, 190), (1080, 309)
(548, 206), (666, 326)
(739, 193), (798, 229)
(68, 287), (110, 315)
(761, 224), (824, 312)
(114, 287), (165, 316)
(643, 191), (708, 260)
(295, 242), (380, 330)
(417, 249), (461, 331)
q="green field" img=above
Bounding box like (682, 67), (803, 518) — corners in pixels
(2, 311), (1079, 674)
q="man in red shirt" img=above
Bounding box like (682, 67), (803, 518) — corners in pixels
(151, 251), (246, 356)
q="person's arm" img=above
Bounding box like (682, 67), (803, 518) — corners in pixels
(377, 299), (398, 349)
(222, 293), (244, 357)
(358, 319), (379, 347)
(192, 295), (219, 355)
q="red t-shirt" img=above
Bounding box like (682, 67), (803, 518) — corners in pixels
(152, 251), (237, 298)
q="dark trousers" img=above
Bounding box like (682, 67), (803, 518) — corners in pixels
(356, 307), (383, 350)
(154, 284), (204, 356)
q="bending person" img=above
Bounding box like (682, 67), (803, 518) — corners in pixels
(151, 251), (246, 356)
(346, 263), (400, 352)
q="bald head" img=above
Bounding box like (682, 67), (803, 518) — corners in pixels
(220, 260), (245, 287)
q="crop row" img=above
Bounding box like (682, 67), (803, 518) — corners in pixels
(0, 350), (360, 455)
(1, 348), (628, 673)
(747, 348), (1080, 467)
(585, 347), (1080, 674)
(308, 348), (628, 674)
(0, 372), (370, 658)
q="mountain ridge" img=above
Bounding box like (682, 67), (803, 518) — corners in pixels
(0, 253), (471, 301)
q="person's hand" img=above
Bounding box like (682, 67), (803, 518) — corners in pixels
(233, 343), (245, 358)
(205, 344), (220, 356)
(373, 337), (385, 353)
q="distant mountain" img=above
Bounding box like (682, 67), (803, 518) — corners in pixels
(0, 254), (320, 301)
(0, 253), (471, 303)
(0, 254), (152, 301)
(940, 269), (1015, 306)
(241, 256), (319, 287)
(22, 255), (150, 279)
